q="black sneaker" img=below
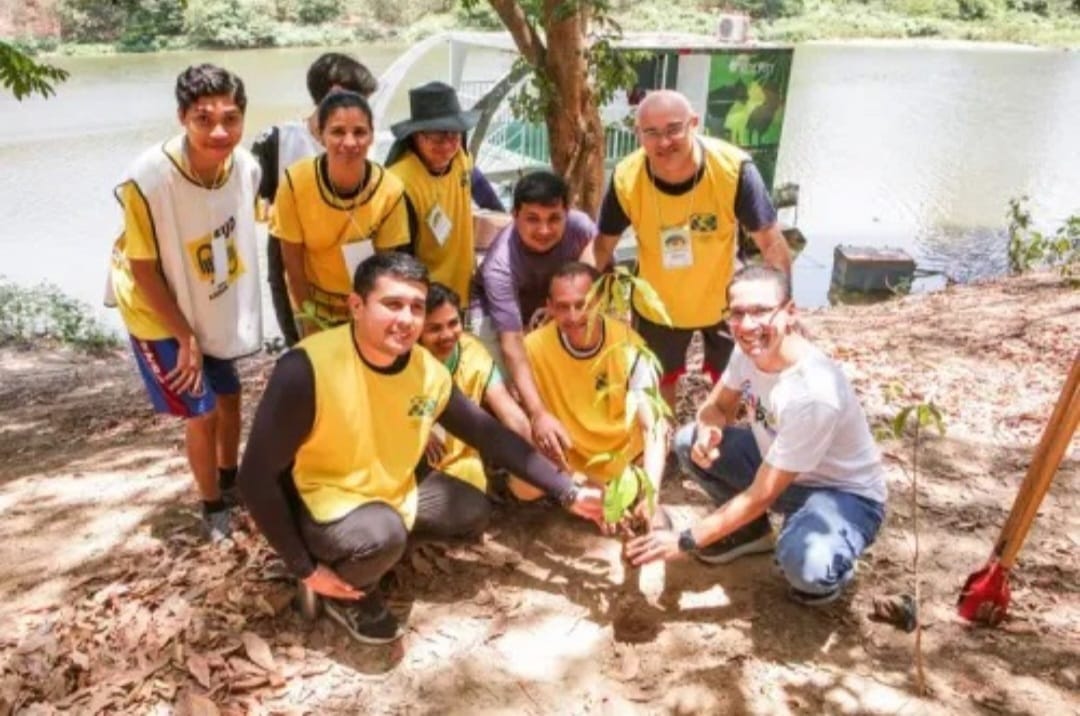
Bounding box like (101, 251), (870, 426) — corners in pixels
(322, 591), (404, 645)
(694, 517), (774, 565)
(789, 586), (843, 607)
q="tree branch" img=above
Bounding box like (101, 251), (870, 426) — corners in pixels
(488, 0), (546, 67)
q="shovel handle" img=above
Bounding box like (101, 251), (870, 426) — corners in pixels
(996, 352), (1080, 568)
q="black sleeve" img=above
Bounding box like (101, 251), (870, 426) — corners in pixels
(734, 161), (778, 232)
(437, 387), (575, 500)
(404, 195), (420, 254)
(250, 126), (279, 203)
(237, 349), (317, 579)
(470, 166), (506, 212)
(597, 174), (630, 236)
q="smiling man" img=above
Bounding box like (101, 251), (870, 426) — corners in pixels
(238, 254), (602, 646)
(107, 63), (261, 542)
(627, 266), (887, 606)
(588, 90), (791, 412)
(470, 170), (598, 466)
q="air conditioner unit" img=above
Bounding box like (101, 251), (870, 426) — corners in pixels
(716, 13), (750, 44)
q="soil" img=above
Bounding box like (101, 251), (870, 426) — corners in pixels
(1, 271), (1077, 715)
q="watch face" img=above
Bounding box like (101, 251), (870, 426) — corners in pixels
(678, 529), (696, 552)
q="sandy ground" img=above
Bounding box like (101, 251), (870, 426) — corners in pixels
(1, 272), (1077, 715)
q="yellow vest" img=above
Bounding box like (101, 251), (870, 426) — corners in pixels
(388, 148), (475, 303)
(294, 324), (452, 526)
(613, 137), (746, 328)
(433, 333), (497, 491)
(272, 156), (409, 323)
(524, 317), (645, 483)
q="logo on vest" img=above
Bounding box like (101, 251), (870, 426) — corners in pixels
(689, 213), (719, 232)
(186, 216), (246, 298)
(594, 372), (609, 393)
(459, 170), (469, 188)
(407, 396), (438, 418)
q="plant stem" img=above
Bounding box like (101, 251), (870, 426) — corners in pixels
(913, 421), (927, 695)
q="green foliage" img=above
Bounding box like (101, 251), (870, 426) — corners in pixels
(184, 0), (278, 48)
(0, 41), (69, 100)
(1007, 196), (1080, 285)
(455, 1), (503, 28)
(118, 0), (186, 51)
(295, 0), (345, 24)
(0, 278), (118, 352)
(603, 464), (656, 525)
(56, 0), (130, 42)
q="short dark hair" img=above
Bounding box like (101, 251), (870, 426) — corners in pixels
(317, 89), (373, 133)
(727, 265), (792, 304)
(548, 260), (599, 295)
(513, 170), (569, 211)
(425, 282), (461, 315)
(175, 64), (247, 114)
(353, 252), (429, 298)
(307, 52), (378, 104)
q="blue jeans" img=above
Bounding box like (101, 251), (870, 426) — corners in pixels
(674, 423), (885, 596)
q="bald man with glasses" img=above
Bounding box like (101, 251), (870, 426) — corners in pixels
(587, 90), (791, 412)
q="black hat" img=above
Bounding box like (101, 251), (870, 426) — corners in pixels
(390, 81), (480, 139)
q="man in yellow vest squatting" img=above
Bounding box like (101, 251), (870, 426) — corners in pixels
(237, 253), (603, 645)
(417, 282), (532, 493)
(107, 64), (262, 543)
(587, 89), (792, 412)
(513, 262), (669, 530)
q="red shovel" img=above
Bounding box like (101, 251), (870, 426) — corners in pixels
(958, 353), (1080, 624)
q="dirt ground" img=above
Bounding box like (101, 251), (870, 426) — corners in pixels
(1, 272), (1077, 715)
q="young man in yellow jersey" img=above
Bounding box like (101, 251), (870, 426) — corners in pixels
(587, 90), (792, 412)
(238, 253), (602, 645)
(417, 283), (531, 493)
(107, 64), (262, 542)
(516, 262), (669, 528)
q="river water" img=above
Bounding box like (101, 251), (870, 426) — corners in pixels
(1, 41), (1078, 334)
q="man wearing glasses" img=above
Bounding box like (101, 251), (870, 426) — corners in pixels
(588, 90), (791, 412)
(626, 267), (887, 606)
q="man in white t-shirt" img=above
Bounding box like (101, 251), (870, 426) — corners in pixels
(627, 266), (887, 605)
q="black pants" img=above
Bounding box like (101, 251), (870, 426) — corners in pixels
(268, 236), (300, 347)
(298, 472), (490, 591)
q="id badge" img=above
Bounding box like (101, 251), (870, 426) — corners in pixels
(211, 233), (229, 285)
(426, 204), (453, 246)
(341, 240), (375, 281)
(660, 225), (694, 269)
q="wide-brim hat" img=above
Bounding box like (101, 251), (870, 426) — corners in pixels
(390, 81), (480, 139)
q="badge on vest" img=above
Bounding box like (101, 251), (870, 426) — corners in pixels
(660, 225), (694, 269)
(341, 240), (375, 282)
(427, 204), (453, 246)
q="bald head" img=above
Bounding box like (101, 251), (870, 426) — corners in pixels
(636, 90), (694, 127)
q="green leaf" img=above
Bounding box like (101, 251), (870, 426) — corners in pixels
(627, 277), (672, 327)
(892, 406), (914, 439)
(603, 466), (640, 524)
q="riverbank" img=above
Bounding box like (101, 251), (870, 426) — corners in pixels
(1, 271), (1077, 713)
(4, 0), (1079, 57)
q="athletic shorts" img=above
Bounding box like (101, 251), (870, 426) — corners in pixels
(129, 336), (241, 418)
(632, 309), (734, 387)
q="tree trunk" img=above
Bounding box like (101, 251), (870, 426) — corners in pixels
(540, 0), (606, 215)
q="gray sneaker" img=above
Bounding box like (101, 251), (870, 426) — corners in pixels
(322, 591), (404, 645)
(202, 506), (233, 543)
(695, 517), (774, 565)
(789, 586), (843, 607)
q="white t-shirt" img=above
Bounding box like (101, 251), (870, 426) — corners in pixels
(721, 345), (887, 504)
(276, 120), (322, 180)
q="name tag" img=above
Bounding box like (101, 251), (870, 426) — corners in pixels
(211, 233), (230, 285)
(341, 240), (375, 282)
(427, 204), (453, 246)
(660, 225), (694, 269)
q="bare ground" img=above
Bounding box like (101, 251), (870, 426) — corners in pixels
(1, 272), (1077, 715)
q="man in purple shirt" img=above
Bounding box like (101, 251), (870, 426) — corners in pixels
(469, 170), (597, 466)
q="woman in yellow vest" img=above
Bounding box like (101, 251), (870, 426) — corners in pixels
(386, 82), (505, 304)
(272, 90), (410, 336)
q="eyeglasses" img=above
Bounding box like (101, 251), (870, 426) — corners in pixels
(638, 119), (691, 142)
(417, 131), (460, 144)
(726, 302), (788, 324)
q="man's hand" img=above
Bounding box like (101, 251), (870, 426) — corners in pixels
(626, 529), (683, 566)
(564, 484), (604, 527)
(532, 411), (571, 468)
(691, 424), (723, 469)
(303, 564), (363, 600)
(424, 433), (446, 465)
(166, 334), (203, 395)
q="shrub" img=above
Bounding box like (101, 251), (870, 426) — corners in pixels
(0, 278), (118, 352)
(184, 0), (277, 49)
(296, 0), (345, 24)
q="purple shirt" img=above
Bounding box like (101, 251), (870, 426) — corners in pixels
(472, 209), (597, 332)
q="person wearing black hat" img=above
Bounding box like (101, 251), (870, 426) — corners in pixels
(386, 81), (505, 306)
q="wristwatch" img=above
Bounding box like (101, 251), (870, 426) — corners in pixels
(677, 528), (698, 553)
(558, 484), (581, 509)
